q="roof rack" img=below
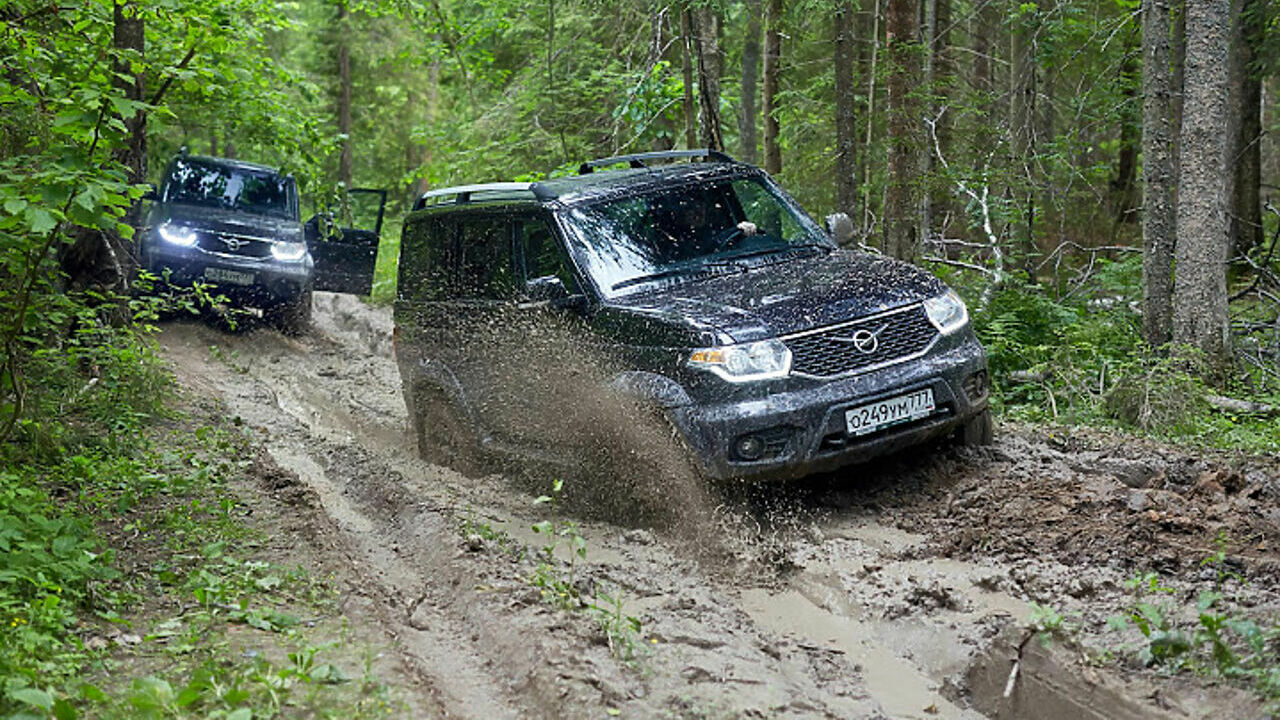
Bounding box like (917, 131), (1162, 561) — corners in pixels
(578, 149), (736, 175)
(413, 182), (540, 211)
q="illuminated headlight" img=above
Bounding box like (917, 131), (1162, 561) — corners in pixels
(157, 222), (197, 247)
(923, 289), (969, 334)
(270, 242), (307, 261)
(689, 339), (792, 382)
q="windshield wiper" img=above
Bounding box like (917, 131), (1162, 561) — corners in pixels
(611, 262), (745, 291)
(704, 242), (832, 267)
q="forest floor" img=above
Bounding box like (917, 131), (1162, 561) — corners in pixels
(148, 292), (1280, 719)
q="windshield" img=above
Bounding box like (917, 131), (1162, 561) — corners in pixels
(163, 158), (295, 219)
(561, 175), (831, 298)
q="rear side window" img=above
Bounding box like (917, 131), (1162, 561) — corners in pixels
(457, 218), (516, 299)
(398, 216), (456, 302)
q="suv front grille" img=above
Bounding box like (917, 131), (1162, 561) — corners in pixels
(197, 233), (273, 258)
(785, 305), (939, 378)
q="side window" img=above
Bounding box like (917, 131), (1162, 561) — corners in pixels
(516, 217), (578, 294)
(398, 216), (456, 302)
(457, 218), (516, 299)
(732, 179), (799, 240)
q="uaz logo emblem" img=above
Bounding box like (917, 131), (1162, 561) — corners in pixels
(831, 323), (888, 354)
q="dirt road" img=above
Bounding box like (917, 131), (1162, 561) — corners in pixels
(157, 293), (1279, 719)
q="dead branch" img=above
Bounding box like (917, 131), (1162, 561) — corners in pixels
(1205, 395), (1279, 417)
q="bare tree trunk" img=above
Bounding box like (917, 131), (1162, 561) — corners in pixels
(858, 0), (881, 232)
(762, 0), (782, 174)
(1173, 0), (1233, 370)
(834, 1), (858, 217)
(337, 0), (353, 187)
(1009, 0), (1036, 279)
(1232, 0), (1263, 255)
(918, 0), (936, 243)
(691, 8), (724, 150)
(1112, 29), (1140, 226)
(932, 0), (954, 236)
(883, 0), (919, 261)
(680, 9), (697, 149)
(1142, 0), (1177, 348)
(739, 0), (762, 163)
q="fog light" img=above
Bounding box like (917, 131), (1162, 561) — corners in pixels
(964, 370), (989, 400)
(733, 435), (766, 461)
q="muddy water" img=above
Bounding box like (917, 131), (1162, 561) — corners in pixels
(158, 293), (1273, 719)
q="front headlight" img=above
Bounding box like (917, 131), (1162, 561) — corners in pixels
(270, 242), (307, 261)
(923, 289), (969, 334)
(689, 339), (792, 382)
(157, 222), (197, 247)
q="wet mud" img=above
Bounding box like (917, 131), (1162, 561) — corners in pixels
(157, 292), (1277, 719)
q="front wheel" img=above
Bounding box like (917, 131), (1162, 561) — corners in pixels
(412, 386), (482, 476)
(957, 407), (994, 446)
(272, 288), (312, 336)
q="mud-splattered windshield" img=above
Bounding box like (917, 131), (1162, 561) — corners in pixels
(562, 176), (831, 298)
(163, 158), (295, 219)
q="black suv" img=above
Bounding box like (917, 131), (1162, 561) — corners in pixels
(141, 153), (384, 330)
(393, 150), (991, 482)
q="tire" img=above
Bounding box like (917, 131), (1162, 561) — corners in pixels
(412, 386), (481, 476)
(957, 407), (994, 447)
(273, 288), (313, 336)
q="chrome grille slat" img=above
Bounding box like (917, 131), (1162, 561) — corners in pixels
(784, 305), (939, 378)
(196, 232), (273, 258)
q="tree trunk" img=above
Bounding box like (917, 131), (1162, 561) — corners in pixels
(762, 0), (782, 174)
(834, 1), (858, 218)
(932, 0), (954, 237)
(691, 8), (724, 150)
(858, 0), (881, 232)
(680, 9), (697, 149)
(1232, 0), (1263, 255)
(1173, 0), (1233, 370)
(1112, 29), (1140, 226)
(918, 0), (936, 243)
(1142, 0), (1177, 348)
(1009, 0), (1036, 279)
(337, 0), (353, 187)
(883, 0), (919, 261)
(739, 0), (762, 163)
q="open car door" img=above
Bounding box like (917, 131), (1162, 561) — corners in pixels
(305, 188), (386, 295)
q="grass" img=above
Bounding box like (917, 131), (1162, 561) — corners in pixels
(0, 310), (402, 719)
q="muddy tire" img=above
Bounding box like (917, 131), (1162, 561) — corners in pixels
(957, 407), (994, 446)
(272, 288), (313, 336)
(413, 386), (481, 476)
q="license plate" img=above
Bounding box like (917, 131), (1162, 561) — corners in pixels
(205, 267), (254, 286)
(845, 388), (936, 436)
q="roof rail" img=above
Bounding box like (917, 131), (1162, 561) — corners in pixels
(413, 182), (536, 211)
(578, 149), (736, 175)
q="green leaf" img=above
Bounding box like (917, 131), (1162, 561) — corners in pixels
(531, 521), (553, 534)
(11, 687), (54, 710)
(27, 207), (57, 234)
(3, 198), (27, 215)
(53, 698), (78, 720)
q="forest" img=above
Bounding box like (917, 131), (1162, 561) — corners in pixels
(2, 0), (1280, 717)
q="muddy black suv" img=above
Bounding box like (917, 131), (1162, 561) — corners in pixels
(141, 153), (384, 331)
(393, 150), (991, 482)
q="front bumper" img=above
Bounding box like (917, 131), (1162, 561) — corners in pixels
(141, 238), (312, 307)
(669, 336), (989, 481)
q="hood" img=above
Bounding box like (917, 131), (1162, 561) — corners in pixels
(606, 250), (946, 344)
(150, 203), (303, 243)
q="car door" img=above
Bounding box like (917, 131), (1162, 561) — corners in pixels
(305, 188), (387, 295)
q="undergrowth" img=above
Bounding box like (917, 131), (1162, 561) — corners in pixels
(0, 296), (398, 718)
(943, 255), (1280, 452)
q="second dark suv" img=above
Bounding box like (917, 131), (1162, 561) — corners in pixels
(393, 150), (991, 482)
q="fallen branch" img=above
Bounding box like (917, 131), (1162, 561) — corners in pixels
(1205, 394), (1279, 417)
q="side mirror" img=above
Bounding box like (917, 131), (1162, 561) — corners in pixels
(143, 183), (158, 201)
(825, 212), (856, 246)
(526, 275), (569, 301)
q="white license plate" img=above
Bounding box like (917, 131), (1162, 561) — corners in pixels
(845, 388), (936, 436)
(205, 267), (255, 286)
